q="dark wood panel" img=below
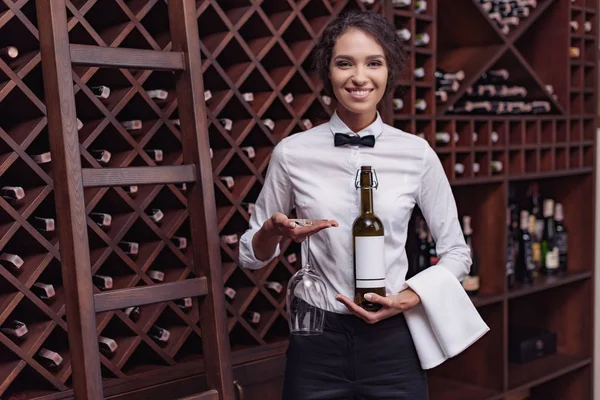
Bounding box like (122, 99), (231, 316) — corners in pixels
(70, 44), (185, 71)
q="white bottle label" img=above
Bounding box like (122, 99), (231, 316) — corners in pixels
(354, 236), (385, 288)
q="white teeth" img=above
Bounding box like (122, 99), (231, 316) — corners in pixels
(350, 90), (370, 96)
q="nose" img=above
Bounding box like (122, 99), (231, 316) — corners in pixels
(352, 66), (368, 86)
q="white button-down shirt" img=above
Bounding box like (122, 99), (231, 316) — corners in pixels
(239, 110), (471, 314)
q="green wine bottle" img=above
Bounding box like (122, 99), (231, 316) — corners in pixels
(353, 166), (386, 311)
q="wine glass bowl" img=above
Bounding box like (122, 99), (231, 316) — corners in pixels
(286, 219), (328, 336)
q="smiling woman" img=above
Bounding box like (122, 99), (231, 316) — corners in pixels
(238, 8), (487, 400)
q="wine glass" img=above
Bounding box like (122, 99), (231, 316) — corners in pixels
(286, 219), (328, 336)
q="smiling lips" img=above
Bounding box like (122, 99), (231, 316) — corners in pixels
(346, 88), (374, 100)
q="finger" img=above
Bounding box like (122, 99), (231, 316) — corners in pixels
(272, 213), (296, 230)
(335, 294), (373, 321)
(293, 220), (339, 236)
(364, 293), (393, 308)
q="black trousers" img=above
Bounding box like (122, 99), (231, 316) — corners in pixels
(282, 300), (428, 400)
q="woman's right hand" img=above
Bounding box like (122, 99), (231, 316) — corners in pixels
(265, 212), (339, 243)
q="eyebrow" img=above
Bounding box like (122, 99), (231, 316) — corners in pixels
(333, 54), (385, 61)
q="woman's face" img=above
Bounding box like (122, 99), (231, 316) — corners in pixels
(329, 28), (388, 116)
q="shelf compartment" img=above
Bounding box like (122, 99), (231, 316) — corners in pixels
(527, 363), (592, 399)
(508, 354), (591, 392)
(430, 303), (504, 398)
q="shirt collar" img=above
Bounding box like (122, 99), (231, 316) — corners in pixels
(329, 110), (384, 140)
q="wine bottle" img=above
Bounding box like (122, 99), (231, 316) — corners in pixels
(472, 132), (479, 143)
(415, 0), (427, 13)
(90, 149), (111, 164)
(124, 306), (140, 321)
(262, 118), (275, 131)
(529, 214), (542, 274)
(480, 69), (509, 83)
(284, 93), (294, 104)
(435, 90), (448, 102)
(176, 182), (187, 192)
(264, 281), (283, 294)
(0, 46), (18, 61)
(435, 132), (459, 145)
(414, 32), (430, 47)
(286, 253), (297, 264)
(392, 0), (410, 7)
(321, 95), (332, 105)
(118, 241), (139, 255)
(241, 202), (255, 215)
(515, 210), (535, 284)
(122, 120), (142, 131)
(241, 146), (256, 159)
(541, 199), (559, 275)
(570, 47), (581, 58)
(220, 233), (238, 246)
(414, 67), (425, 80)
(90, 212), (112, 228)
(224, 286), (236, 300)
(145, 149), (163, 163)
(243, 310), (261, 324)
(396, 28), (411, 42)
(473, 162), (480, 175)
(219, 176), (235, 189)
(554, 203), (568, 273)
(123, 185), (138, 196)
(461, 216), (480, 296)
(171, 236), (187, 250)
(146, 89), (168, 100)
(490, 131), (499, 143)
(90, 85), (110, 99)
(570, 21), (579, 32)
(0, 253), (24, 273)
(32, 151), (52, 164)
(491, 160), (503, 173)
(170, 118), (180, 127)
(241, 92), (254, 102)
(392, 98), (404, 111)
(584, 21), (592, 32)
(435, 69), (465, 81)
(98, 336), (118, 357)
(93, 274), (113, 290)
(147, 269), (165, 282)
(415, 98), (427, 112)
(148, 325), (170, 343)
(148, 208), (164, 224)
(506, 208), (516, 289)
(1, 320), (28, 338)
(454, 163), (465, 176)
(37, 348), (63, 369)
(32, 282), (56, 300)
(175, 297), (193, 309)
(204, 90), (212, 102)
(352, 166), (386, 311)
(1, 186), (25, 203)
(77, 118), (84, 131)
(32, 216), (55, 232)
(301, 119), (313, 130)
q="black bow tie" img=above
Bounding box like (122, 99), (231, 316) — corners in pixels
(334, 133), (376, 147)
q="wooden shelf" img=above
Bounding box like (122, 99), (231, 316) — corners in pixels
(508, 354), (591, 391)
(429, 376), (502, 400)
(508, 271), (593, 299)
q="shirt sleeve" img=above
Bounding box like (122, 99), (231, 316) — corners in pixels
(238, 141), (295, 270)
(410, 144), (472, 282)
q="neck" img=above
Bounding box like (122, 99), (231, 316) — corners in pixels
(361, 187), (374, 214)
(337, 107), (377, 133)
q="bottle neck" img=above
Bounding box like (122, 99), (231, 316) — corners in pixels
(360, 187), (374, 215)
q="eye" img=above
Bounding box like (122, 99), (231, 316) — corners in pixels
(368, 61), (383, 67)
(336, 61), (352, 68)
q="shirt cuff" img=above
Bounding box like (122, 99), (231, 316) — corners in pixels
(238, 229), (281, 270)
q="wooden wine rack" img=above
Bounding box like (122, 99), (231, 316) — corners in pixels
(0, 0), (595, 399)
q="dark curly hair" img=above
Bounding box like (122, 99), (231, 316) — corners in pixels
(313, 9), (407, 97)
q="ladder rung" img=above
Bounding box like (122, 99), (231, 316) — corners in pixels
(94, 278), (208, 313)
(177, 390), (220, 400)
(82, 165), (196, 188)
(70, 44), (186, 71)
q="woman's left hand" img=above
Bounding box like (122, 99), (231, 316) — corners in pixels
(335, 289), (421, 324)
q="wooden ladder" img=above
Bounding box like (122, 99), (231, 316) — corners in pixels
(36, 0), (234, 399)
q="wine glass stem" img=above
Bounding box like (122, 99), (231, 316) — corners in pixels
(304, 235), (311, 271)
